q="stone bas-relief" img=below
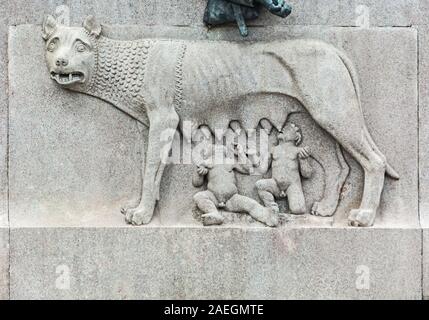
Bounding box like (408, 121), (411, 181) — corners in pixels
(42, 15), (400, 228)
(192, 125), (279, 227)
(190, 115), (351, 227)
(256, 122), (314, 216)
(190, 120), (326, 227)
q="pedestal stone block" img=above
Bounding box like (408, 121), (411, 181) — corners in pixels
(0, 227), (8, 300)
(419, 24), (429, 300)
(423, 226), (429, 300)
(0, 6), (9, 300)
(9, 227), (422, 300)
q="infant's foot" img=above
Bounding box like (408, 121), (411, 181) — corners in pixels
(260, 207), (279, 227)
(202, 212), (225, 226)
(271, 204), (280, 215)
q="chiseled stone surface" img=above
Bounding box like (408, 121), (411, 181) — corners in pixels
(419, 24), (429, 225)
(419, 24), (429, 300)
(9, 227), (421, 300)
(424, 229), (429, 299)
(0, 0), (9, 274)
(0, 228), (8, 300)
(0, 3), (8, 293)
(1, 0), (422, 27)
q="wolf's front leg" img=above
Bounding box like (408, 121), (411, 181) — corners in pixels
(124, 110), (179, 226)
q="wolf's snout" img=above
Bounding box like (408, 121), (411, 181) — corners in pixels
(55, 58), (69, 67)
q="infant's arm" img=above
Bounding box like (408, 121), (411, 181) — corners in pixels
(298, 146), (314, 179)
(234, 157), (253, 175)
(238, 149), (272, 175)
(231, 143), (268, 175)
(192, 165), (208, 188)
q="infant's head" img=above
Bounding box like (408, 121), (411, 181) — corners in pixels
(278, 123), (302, 145)
(193, 125), (213, 144)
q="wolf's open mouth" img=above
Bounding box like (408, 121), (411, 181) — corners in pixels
(50, 72), (84, 85)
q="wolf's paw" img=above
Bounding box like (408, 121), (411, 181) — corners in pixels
(348, 209), (376, 227)
(311, 201), (336, 217)
(122, 206), (153, 226)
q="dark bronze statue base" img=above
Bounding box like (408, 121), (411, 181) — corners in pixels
(204, 0), (292, 37)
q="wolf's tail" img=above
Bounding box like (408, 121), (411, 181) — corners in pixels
(334, 48), (400, 180)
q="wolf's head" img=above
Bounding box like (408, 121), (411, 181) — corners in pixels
(42, 15), (101, 91)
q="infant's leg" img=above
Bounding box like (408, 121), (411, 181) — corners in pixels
(226, 194), (279, 227)
(287, 184), (307, 215)
(193, 190), (224, 226)
(255, 178), (281, 213)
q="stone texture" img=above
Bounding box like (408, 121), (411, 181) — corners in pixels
(418, 0), (429, 26)
(1, 0), (422, 28)
(424, 229), (429, 299)
(419, 24), (429, 225)
(419, 24), (429, 301)
(9, 227), (421, 300)
(0, 228), (8, 300)
(0, 8), (8, 300)
(0, 0), (9, 231)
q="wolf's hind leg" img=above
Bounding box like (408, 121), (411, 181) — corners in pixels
(311, 144), (350, 217)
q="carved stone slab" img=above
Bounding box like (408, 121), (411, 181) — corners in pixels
(418, 24), (429, 300)
(8, 227), (421, 299)
(0, 227), (8, 300)
(9, 25), (418, 228)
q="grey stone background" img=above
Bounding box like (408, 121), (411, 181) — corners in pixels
(0, 0), (428, 299)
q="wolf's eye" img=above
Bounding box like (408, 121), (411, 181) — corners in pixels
(76, 42), (87, 53)
(47, 39), (58, 52)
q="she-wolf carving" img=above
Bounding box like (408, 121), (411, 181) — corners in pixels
(42, 15), (399, 228)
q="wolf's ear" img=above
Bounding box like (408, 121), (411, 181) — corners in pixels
(42, 15), (57, 40)
(83, 15), (102, 37)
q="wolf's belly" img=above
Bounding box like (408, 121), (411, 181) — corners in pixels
(178, 42), (298, 132)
